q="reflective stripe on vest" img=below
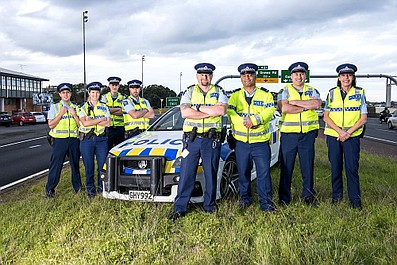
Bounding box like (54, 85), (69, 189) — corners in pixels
(279, 84), (319, 133)
(104, 92), (124, 126)
(324, 87), (364, 137)
(49, 102), (79, 138)
(78, 102), (108, 135)
(183, 84), (223, 133)
(123, 97), (150, 131)
(227, 87), (275, 143)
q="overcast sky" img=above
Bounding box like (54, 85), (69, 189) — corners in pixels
(1, 0), (397, 102)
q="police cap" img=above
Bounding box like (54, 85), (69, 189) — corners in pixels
(336, 63), (357, 75)
(127, 80), (142, 88)
(87, 82), (102, 91)
(194, 63), (216, 74)
(238, 63), (258, 74)
(288, 62), (309, 73)
(57, 83), (72, 92)
(107, 76), (121, 84)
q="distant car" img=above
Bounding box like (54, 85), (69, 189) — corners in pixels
(387, 111), (397, 129)
(315, 108), (324, 119)
(100, 106), (281, 203)
(0, 113), (12, 127)
(31, 112), (47, 123)
(12, 112), (36, 126)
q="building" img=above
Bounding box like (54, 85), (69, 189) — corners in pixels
(0, 67), (49, 114)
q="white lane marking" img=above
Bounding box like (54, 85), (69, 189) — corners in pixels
(0, 161), (69, 191)
(29, 145), (41, 149)
(364, 136), (397, 145)
(0, 136), (47, 148)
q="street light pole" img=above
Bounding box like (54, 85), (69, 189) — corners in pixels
(82, 10), (88, 102)
(141, 55), (145, 98)
(179, 72), (182, 95)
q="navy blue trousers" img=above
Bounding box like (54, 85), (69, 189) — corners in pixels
(174, 137), (220, 213)
(46, 138), (81, 194)
(279, 131), (316, 204)
(326, 135), (362, 206)
(80, 136), (108, 196)
(235, 140), (273, 211)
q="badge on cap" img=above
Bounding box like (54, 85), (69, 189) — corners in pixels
(194, 63), (216, 74)
(127, 79), (142, 88)
(288, 62), (309, 73)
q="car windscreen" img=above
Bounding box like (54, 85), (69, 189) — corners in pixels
(149, 107), (184, 131)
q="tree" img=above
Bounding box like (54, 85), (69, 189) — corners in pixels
(140, 84), (177, 109)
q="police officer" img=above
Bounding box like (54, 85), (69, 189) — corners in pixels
(79, 82), (110, 198)
(169, 63), (228, 221)
(278, 62), (321, 206)
(122, 79), (154, 139)
(46, 83), (81, 198)
(227, 63), (276, 211)
(101, 76), (125, 151)
(323, 63), (367, 209)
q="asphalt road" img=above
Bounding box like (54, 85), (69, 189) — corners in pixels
(0, 117), (395, 190)
(0, 123), (51, 187)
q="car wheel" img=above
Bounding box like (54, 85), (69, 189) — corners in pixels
(388, 122), (394, 129)
(220, 154), (239, 199)
(19, 120), (24, 126)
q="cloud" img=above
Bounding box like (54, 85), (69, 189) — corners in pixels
(0, 0), (397, 101)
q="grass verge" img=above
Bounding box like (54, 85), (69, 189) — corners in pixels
(0, 140), (396, 264)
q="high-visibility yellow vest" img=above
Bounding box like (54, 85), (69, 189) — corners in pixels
(324, 86), (364, 137)
(123, 97), (150, 131)
(183, 84), (223, 133)
(49, 102), (79, 138)
(79, 101), (108, 136)
(279, 84), (319, 133)
(227, 87), (275, 143)
(103, 92), (124, 126)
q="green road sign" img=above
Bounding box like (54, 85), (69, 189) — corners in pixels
(166, 97), (180, 107)
(257, 69), (279, 83)
(281, 70), (310, 83)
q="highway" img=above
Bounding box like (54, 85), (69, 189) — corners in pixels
(0, 117), (396, 190)
(0, 124), (52, 188)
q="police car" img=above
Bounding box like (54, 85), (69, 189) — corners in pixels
(101, 106), (280, 203)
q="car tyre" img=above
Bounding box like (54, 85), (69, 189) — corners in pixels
(220, 154), (239, 199)
(388, 122), (394, 129)
(19, 120), (24, 126)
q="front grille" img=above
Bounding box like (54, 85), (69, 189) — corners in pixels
(123, 159), (151, 171)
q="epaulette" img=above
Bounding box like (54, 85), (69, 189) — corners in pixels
(181, 84), (195, 96)
(215, 84), (223, 89)
(329, 86), (338, 92)
(259, 87), (269, 92)
(354, 86), (363, 91)
(231, 88), (242, 93)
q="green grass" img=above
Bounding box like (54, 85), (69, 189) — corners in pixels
(1, 140), (396, 264)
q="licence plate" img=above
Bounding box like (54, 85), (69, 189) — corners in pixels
(129, 190), (154, 201)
